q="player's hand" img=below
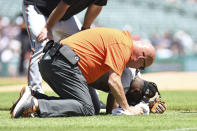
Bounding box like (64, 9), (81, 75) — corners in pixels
(37, 27), (53, 43)
(128, 106), (144, 115)
(150, 101), (167, 113)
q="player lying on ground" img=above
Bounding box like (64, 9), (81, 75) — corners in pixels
(89, 68), (166, 114)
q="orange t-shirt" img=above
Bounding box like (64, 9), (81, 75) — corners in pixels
(60, 27), (133, 84)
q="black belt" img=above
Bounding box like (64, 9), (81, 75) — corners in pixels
(43, 40), (80, 65)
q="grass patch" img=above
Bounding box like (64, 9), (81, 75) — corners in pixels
(1, 110), (197, 131)
(161, 90), (197, 111)
(1, 90), (197, 111)
(1, 90), (197, 131)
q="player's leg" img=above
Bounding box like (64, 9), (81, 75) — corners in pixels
(22, 4), (47, 93)
(88, 87), (101, 115)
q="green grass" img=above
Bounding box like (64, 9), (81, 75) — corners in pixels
(1, 90), (197, 111)
(0, 90), (197, 131)
(0, 110), (197, 131)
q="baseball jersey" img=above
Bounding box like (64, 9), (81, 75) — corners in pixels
(88, 68), (141, 93)
(24, 0), (107, 20)
(60, 27), (133, 84)
(121, 68), (141, 93)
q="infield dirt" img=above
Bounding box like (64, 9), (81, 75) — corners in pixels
(0, 72), (196, 92)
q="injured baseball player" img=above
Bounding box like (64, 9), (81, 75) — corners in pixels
(89, 68), (167, 115)
(10, 27), (156, 118)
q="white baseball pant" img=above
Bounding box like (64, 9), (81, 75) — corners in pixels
(22, 4), (82, 93)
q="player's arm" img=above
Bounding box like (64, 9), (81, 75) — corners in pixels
(46, 0), (70, 31)
(37, 0), (70, 42)
(81, 4), (102, 30)
(108, 70), (143, 115)
(106, 93), (119, 114)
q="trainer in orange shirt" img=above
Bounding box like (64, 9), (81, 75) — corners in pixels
(61, 27), (133, 84)
(11, 27), (156, 118)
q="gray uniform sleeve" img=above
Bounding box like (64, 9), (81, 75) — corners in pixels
(122, 68), (141, 94)
(89, 68), (141, 94)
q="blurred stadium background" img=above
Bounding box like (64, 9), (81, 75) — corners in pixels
(0, 0), (197, 77)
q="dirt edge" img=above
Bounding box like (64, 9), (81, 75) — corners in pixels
(0, 72), (196, 92)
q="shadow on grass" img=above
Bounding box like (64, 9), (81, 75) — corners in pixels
(181, 111), (197, 113)
(0, 108), (9, 111)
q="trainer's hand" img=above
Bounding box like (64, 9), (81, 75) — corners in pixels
(37, 27), (53, 43)
(128, 106), (144, 115)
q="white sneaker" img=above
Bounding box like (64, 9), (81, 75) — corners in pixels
(11, 86), (36, 118)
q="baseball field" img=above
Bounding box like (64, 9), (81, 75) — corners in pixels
(0, 72), (197, 131)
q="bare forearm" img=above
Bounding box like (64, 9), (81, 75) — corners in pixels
(108, 71), (130, 111)
(82, 4), (102, 29)
(46, 0), (70, 30)
(109, 84), (129, 110)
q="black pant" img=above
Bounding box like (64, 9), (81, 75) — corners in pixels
(38, 53), (95, 117)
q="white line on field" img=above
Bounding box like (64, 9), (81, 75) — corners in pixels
(160, 128), (197, 131)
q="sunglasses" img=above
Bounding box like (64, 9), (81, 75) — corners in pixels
(139, 52), (146, 70)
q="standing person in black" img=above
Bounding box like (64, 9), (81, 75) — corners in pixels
(22, 0), (107, 94)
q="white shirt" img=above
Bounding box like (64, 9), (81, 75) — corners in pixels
(121, 68), (141, 93)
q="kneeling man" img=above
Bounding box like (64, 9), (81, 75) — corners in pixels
(11, 28), (156, 118)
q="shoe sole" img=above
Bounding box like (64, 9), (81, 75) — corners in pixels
(11, 86), (31, 118)
(10, 87), (26, 114)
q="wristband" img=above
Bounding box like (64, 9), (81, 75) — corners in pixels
(81, 26), (90, 30)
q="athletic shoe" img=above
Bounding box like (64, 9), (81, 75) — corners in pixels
(11, 86), (36, 118)
(10, 86), (26, 114)
(21, 97), (37, 118)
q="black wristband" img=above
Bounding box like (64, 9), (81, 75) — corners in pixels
(81, 26), (90, 30)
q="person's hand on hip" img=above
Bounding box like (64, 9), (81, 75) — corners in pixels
(37, 26), (53, 43)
